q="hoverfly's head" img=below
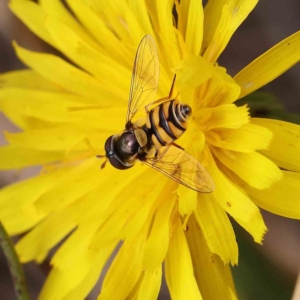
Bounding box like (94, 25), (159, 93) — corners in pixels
(104, 132), (137, 170)
(117, 131), (140, 157)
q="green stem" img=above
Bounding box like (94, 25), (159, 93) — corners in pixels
(0, 222), (30, 300)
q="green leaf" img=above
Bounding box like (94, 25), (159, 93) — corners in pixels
(0, 222), (30, 300)
(236, 91), (300, 124)
(231, 221), (294, 300)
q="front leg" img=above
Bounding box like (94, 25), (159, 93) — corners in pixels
(152, 145), (171, 165)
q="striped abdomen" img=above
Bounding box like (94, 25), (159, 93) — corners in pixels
(146, 100), (192, 149)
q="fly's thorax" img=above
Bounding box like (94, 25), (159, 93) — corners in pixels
(134, 128), (148, 148)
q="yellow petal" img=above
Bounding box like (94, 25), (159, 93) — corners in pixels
(15, 203), (78, 263)
(39, 0), (100, 52)
(0, 87), (125, 132)
(62, 246), (114, 300)
(51, 217), (106, 272)
(0, 70), (63, 91)
(185, 0), (204, 56)
(165, 218), (203, 300)
(11, 0), (104, 60)
(206, 122), (272, 152)
(177, 55), (215, 88)
(47, 200), (112, 276)
(66, 0), (132, 66)
(178, 122), (205, 154)
(126, 266), (161, 300)
(93, 1), (132, 47)
(203, 0), (258, 62)
(127, 1), (169, 88)
(177, 185), (197, 216)
(117, 198), (156, 241)
(198, 70), (241, 109)
(235, 31), (300, 98)
(196, 104), (249, 131)
(117, 2), (146, 45)
(13, 43), (119, 104)
(39, 0), (77, 27)
(4, 127), (104, 152)
(90, 169), (165, 252)
(39, 241), (116, 300)
(58, 107), (124, 132)
(185, 216), (238, 300)
(206, 149), (267, 243)
(9, 0), (54, 46)
(244, 171), (300, 220)
(0, 145), (65, 170)
(0, 168), (70, 235)
(147, 0), (180, 69)
(176, 138), (206, 217)
(202, 0), (227, 52)
(195, 194), (238, 265)
(44, 16), (130, 98)
(34, 158), (103, 213)
(98, 233), (146, 300)
(252, 118), (300, 172)
(0, 87), (91, 129)
(128, 0), (155, 37)
(213, 147), (283, 190)
(51, 166), (145, 269)
(0, 86), (87, 105)
(142, 181), (176, 270)
(135, 268), (162, 300)
(175, 0), (191, 40)
(0, 204), (45, 238)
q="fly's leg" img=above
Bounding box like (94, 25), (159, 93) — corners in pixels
(145, 75), (177, 113)
(152, 141), (184, 166)
(152, 145), (171, 166)
(171, 141), (184, 150)
(84, 138), (108, 168)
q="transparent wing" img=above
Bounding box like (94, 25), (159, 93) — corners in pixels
(143, 146), (215, 193)
(126, 35), (159, 124)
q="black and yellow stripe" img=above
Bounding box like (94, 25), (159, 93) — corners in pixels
(146, 100), (192, 149)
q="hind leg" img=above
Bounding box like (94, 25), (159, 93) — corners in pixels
(145, 75), (177, 113)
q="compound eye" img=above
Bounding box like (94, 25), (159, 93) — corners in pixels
(118, 132), (139, 156)
(104, 135), (114, 155)
(108, 156), (132, 170)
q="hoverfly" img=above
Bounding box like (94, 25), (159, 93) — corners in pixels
(103, 35), (215, 193)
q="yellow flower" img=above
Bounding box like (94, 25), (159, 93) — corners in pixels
(1, 0), (300, 299)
